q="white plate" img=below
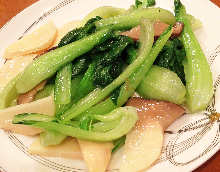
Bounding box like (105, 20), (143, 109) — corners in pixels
(0, 0), (220, 172)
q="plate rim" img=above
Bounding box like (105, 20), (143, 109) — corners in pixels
(0, 0), (220, 172)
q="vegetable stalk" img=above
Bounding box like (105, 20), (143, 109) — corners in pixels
(54, 63), (72, 105)
(13, 107), (138, 142)
(77, 24), (173, 118)
(61, 19), (154, 121)
(174, 0), (213, 112)
(16, 28), (112, 94)
(95, 8), (175, 30)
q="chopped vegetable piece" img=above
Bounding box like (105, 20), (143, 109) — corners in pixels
(174, 0), (213, 112)
(16, 28), (112, 94)
(81, 6), (126, 25)
(75, 63), (96, 101)
(13, 113), (55, 125)
(0, 75), (19, 109)
(116, 26), (173, 106)
(40, 130), (67, 147)
(154, 38), (186, 84)
(135, 0), (156, 8)
(61, 19), (154, 121)
(0, 96), (54, 136)
(3, 22), (57, 59)
(71, 57), (91, 77)
(120, 119), (163, 172)
(0, 54), (36, 109)
(137, 65), (186, 104)
(58, 16), (102, 47)
(77, 139), (113, 172)
(95, 8), (175, 30)
(54, 63), (72, 105)
(74, 23), (172, 120)
(92, 120), (120, 132)
(13, 107), (138, 142)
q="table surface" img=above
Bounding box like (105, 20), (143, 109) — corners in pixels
(0, 0), (220, 172)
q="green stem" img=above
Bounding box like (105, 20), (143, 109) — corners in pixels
(61, 19), (154, 121)
(174, 0), (213, 112)
(54, 63), (72, 105)
(117, 26), (173, 106)
(79, 25), (172, 116)
(95, 8), (175, 30)
(93, 107), (126, 122)
(92, 120), (120, 132)
(16, 28), (112, 94)
(31, 107), (137, 142)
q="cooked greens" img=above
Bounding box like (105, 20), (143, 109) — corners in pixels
(61, 19), (154, 121)
(13, 107), (138, 142)
(135, 0), (156, 8)
(7, 0), (213, 153)
(95, 7), (175, 30)
(54, 63), (72, 105)
(58, 16), (102, 47)
(137, 65), (186, 104)
(154, 38), (186, 84)
(15, 28), (112, 94)
(174, 0), (213, 112)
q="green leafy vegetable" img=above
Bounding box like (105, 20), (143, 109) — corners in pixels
(16, 28), (112, 94)
(61, 19), (154, 121)
(54, 63), (72, 105)
(124, 43), (139, 64)
(73, 23), (172, 121)
(154, 38), (186, 84)
(13, 113), (55, 125)
(70, 75), (82, 100)
(79, 116), (93, 131)
(73, 35), (133, 101)
(0, 75), (20, 109)
(58, 16), (102, 47)
(93, 35), (133, 87)
(71, 57), (91, 77)
(40, 130), (67, 147)
(13, 107), (138, 142)
(137, 65), (186, 104)
(115, 25), (173, 106)
(95, 7), (175, 30)
(93, 60), (124, 87)
(135, 0), (156, 8)
(92, 120), (120, 132)
(174, 0), (213, 112)
(81, 6), (126, 25)
(75, 63), (96, 101)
